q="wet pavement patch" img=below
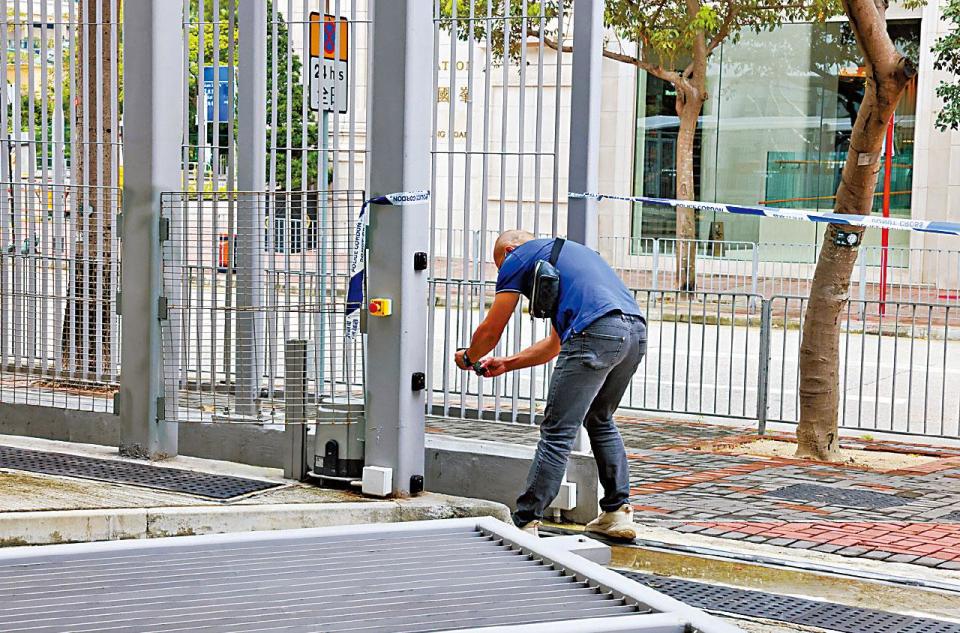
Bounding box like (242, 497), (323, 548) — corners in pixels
(617, 570), (960, 633)
(0, 445), (279, 500)
(766, 483), (910, 509)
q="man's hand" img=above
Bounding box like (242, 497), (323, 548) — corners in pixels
(454, 348), (469, 370)
(479, 357), (509, 378)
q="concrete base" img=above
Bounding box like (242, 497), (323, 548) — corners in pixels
(0, 406), (603, 524)
(0, 404), (288, 468)
(0, 493), (511, 546)
(425, 434), (601, 525)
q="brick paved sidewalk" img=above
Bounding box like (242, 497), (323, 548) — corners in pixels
(427, 415), (960, 571)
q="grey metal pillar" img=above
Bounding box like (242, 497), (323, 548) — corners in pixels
(567, 0), (604, 454)
(365, 0), (433, 496)
(566, 0), (603, 248)
(236, 0), (267, 416)
(119, 1), (183, 458)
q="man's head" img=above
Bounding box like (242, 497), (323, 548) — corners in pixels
(494, 230), (535, 268)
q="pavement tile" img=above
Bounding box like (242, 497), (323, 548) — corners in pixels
(429, 415), (960, 571)
(887, 554), (921, 564)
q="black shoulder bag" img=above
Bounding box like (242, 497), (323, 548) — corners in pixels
(530, 238), (565, 319)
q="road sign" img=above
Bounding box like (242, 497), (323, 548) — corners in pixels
(308, 13), (348, 114)
(202, 66), (231, 122)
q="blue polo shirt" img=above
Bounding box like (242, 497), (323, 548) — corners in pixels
(495, 238), (643, 342)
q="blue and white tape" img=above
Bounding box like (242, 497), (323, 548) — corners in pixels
(345, 190), (431, 340)
(570, 192), (960, 237)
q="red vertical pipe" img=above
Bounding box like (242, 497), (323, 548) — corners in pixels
(879, 114), (894, 315)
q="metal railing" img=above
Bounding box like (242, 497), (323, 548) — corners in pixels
(160, 189), (365, 425)
(428, 285), (960, 441)
(599, 236), (960, 307)
(767, 295), (960, 439)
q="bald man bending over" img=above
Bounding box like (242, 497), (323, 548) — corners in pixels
(455, 230), (646, 539)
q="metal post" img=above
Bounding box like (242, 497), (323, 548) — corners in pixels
(566, 0), (603, 454)
(566, 0), (603, 248)
(236, 0), (267, 416)
(120, 1), (183, 458)
(651, 238), (660, 300)
(365, 0), (432, 496)
(284, 339), (308, 481)
(757, 299), (772, 436)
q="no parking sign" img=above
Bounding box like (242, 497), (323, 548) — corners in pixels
(308, 12), (349, 114)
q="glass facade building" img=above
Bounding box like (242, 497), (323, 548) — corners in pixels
(632, 20), (921, 260)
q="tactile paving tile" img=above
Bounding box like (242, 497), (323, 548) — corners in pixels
(617, 571), (960, 633)
(0, 445), (279, 499)
(766, 483), (909, 509)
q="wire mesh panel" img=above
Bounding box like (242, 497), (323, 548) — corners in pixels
(0, 0), (122, 412)
(160, 190), (364, 425)
(428, 0), (572, 424)
(768, 295), (960, 439)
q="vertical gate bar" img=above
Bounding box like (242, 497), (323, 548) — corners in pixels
(39, 0), (49, 373)
(66, 0), (77, 376)
(565, 0), (601, 247)
(222, 0), (237, 387)
(550, 5), (564, 238)
(463, 1), (478, 416)
(120, 0), (183, 457)
(237, 0), (267, 416)
(0, 0), (8, 375)
(211, 0), (222, 399)
(94, 0), (104, 379)
(757, 298), (771, 435)
(26, 0), (37, 373)
(110, 0), (120, 381)
(446, 0), (458, 416)
(476, 0), (494, 417)
(426, 0), (440, 417)
(565, 0), (602, 447)
(11, 1), (22, 372)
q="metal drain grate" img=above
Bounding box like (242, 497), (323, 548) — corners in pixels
(617, 571), (960, 633)
(0, 519), (742, 633)
(942, 511), (960, 522)
(766, 483), (908, 509)
(0, 445), (279, 499)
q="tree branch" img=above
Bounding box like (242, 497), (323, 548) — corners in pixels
(527, 26), (681, 85)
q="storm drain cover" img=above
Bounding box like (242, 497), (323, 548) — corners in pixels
(617, 571), (960, 633)
(942, 511), (960, 522)
(766, 483), (908, 509)
(0, 445), (279, 499)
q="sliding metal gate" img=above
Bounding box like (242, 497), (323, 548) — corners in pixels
(0, 517), (743, 633)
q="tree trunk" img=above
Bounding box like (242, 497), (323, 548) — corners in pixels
(796, 0), (916, 460)
(674, 96), (701, 292)
(60, 0), (115, 380)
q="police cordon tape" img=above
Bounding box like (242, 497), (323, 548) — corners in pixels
(345, 190), (431, 340)
(569, 192), (960, 236)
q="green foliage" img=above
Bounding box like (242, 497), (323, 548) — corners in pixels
(604, 0), (842, 75)
(187, 0), (318, 189)
(934, 0), (960, 131)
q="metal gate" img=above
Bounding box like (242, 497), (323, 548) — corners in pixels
(427, 1), (572, 423)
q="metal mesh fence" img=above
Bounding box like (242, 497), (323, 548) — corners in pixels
(0, 0), (122, 411)
(428, 0), (572, 423)
(160, 189), (364, 425)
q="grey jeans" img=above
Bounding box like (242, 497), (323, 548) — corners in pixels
(513, 312), (647, 527)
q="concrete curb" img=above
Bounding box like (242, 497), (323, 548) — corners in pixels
(0, 493), (511, 546)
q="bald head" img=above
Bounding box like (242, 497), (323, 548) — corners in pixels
(494, 230), (535, 268)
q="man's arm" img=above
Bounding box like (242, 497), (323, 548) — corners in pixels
(455, 291), (519, 369)
(480, 327), (561, 378)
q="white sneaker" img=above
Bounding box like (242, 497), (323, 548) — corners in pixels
(585, 504), (637, 541)
(520, 520), (541, 537)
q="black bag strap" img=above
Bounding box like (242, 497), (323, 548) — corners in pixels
(549, 238), (565, 267)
